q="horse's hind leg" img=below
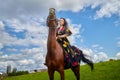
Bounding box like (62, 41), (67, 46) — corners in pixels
(48, 68), (55, 80)
(71, 66), (80, 80)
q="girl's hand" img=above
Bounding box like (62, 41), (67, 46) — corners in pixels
(56, 36), (58, 39)
(56, 34), (67, 39)
(56, 35), (61, 39)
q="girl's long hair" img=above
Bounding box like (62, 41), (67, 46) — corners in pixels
(60, 17), (68, 29)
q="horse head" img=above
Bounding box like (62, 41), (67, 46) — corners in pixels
(46, 8), (58, 28)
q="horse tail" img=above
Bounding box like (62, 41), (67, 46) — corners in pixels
(80, 50), (94, 70)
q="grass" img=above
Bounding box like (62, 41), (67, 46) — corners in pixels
(81, 60), (120, 80)
(4, 60), (120, 80)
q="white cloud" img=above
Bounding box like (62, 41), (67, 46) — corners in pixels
(0, 43), (3, 49)
(98, 52), (108, 60)
(114, 20), (120, 27)
(6, 48), (17, 52)
(0, 0), (64, 20)
(116, 52), (120, 59)
(81, 45), (109, 62)
(93, 54), (98, 62)
(93, 52), (108, 62)
(0, 18), (48, 47)
(0, 18), (48, 72)
(92, 44), (104, 53)
(0, 47), (46, 72)
(82, 48), (93, 57)
(0, 30), (18, 47)
(0, 52), (3, 55)
(92, 44), (103, 49)
(0, 0), (120, 20)
(92, 44), (99, 48)
(67, 19), (82, 45)
(0, 21), (4, 30)
(76, 47), (109, 62)
(81, 48), (93, 60)
(6, 18), (46, 33)
(18, 59), (35, 66)
(94, 0), (120, 19)
(20, 48), (45, 55)
(0, 21), (5, 49)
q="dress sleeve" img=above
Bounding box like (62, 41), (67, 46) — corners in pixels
(65, 27), (72, 36)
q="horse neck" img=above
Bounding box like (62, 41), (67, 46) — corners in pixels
(47, 27), (56, 53)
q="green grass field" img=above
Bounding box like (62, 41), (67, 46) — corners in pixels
(4, 60), (120, 80)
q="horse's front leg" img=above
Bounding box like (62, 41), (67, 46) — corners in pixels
(48, 68), (55, 80)
(58, 67), (65, 80)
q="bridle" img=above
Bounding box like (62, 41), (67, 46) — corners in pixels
(47, 17), (56, 21)
(47, 15), (58, 28)
(46, 8), (58, 28)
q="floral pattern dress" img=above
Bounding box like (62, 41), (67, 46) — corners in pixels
(56, 27), (81, 68)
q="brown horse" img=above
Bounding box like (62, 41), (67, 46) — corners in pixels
(45, 8), (94, 80)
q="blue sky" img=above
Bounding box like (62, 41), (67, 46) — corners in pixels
(0, 0), (120, 72)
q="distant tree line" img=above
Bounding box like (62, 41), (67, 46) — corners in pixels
(8, 67), (29, 76)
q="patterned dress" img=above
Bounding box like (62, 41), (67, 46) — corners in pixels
(56, 26), (81, 68)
